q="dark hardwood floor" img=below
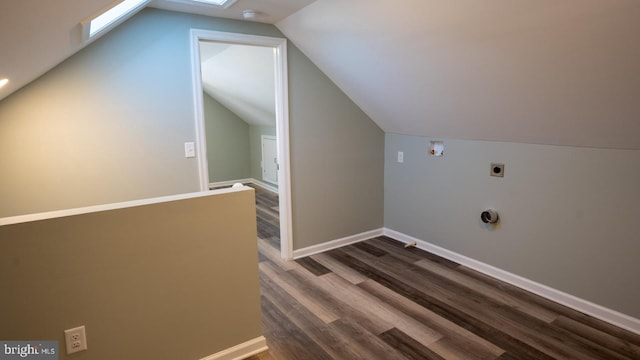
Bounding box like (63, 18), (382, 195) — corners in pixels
(245, 185), (640, 359)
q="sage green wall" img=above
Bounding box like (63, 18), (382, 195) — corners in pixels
(289, 45), (385, 248)
(0, 9), (203, 217)
(0, 8), (385, 250)
(203, 92), (251, 183)
(0, 189), (262, 360)
(384, 133), (640, 319)
(249, 125), (277, 185)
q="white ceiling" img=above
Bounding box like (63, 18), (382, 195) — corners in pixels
(0, 0), (314, 102)
(2, 0), (640, 149)
(151, 0), (316, 23)
(200, 42), (276, 127)
(277, 0), (640, 149)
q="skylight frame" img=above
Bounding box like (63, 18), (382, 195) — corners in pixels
(81, 0), (151, 42)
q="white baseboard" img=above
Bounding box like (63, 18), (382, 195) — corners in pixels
(199, 336), (268, 360)
(209, 179), (253, 189)
(383, 228), (640, 335)
(248, 179), (278, 194)
(209, 178), (278, 194)
(293, 228), (384, 259)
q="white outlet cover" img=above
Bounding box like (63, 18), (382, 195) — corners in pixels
(64, 325), (88, 354)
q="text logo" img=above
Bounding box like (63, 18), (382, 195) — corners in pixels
(0, 342), (57, 359)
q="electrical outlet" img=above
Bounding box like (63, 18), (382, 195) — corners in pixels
(64, 325), (87, 354)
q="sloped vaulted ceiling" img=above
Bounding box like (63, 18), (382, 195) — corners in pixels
(0, 0), (314, 102)
(277, 0), (640, 149)
(2, 0), (639, 149)
(200, 42), (276, 127)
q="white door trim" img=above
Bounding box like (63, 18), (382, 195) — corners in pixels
(190, 29), (293, 260)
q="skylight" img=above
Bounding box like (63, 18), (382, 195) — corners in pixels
(81, 0), (150, 41)
(192, 0), (238, 8)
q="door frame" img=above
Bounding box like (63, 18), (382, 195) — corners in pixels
(190, 29), (293, 260)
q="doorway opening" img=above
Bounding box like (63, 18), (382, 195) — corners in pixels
(190, 29), (292, 260)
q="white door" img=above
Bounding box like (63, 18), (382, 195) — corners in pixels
(262, 136), (278, 185)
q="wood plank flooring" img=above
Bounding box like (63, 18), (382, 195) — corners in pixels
(245, 185), (640, 359)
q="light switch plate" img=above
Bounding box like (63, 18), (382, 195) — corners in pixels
(184, 142), (195, 158)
